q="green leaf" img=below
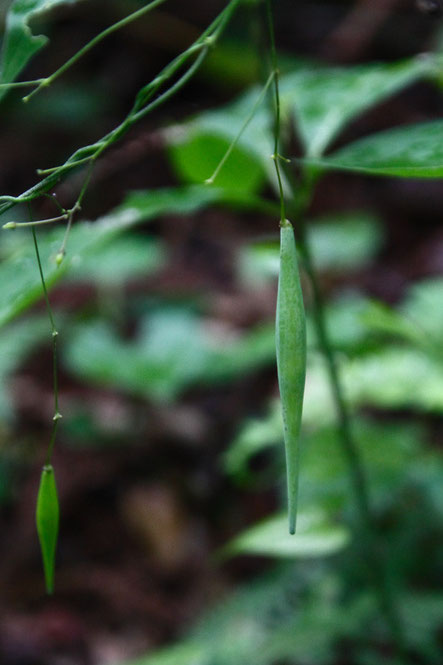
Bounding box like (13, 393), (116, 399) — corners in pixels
(67, 234), (164, 286)
(64, 310), (276, 403)
(344, 347), (443, 412)
(280, 55), (436, 157)
(0, 316), (48, 419)
(307, 212), (383, 271)
(0, 186), (227, 328)
(303, 120), (443, 178)
(0, 0), (82, 88)
(167, 86), (273, 192)
(222, 511), (350, 559)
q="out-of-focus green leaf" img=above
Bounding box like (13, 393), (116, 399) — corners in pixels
(303, 120), (443, 178)
(0, 186), (235, 328)
(167, 86), (273, 192)
(64, 310), (276, 402)
(120, 564), (378, 665)
(281, 56), (438, 158)
(0, 315), (48, 419)
(0, 0), (83, 89)
(237, 212), (383, 289)
(280, 55), (435, 157)
(68, 234), (164, 286)
(308, 212), (383, 272)
(222, 510), (350, 559)
(401, 277), (443, 346)
(344, 347), (443, 412)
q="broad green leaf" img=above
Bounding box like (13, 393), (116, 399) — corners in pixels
(344, 347), (443, 412)
(67, 234), (164, 286)
(64, 311), (276, 403)
(303, 120), (443, 178)
(222, 511), (350, 559)
(280, 56), (436, 157)
(0, 0), (83, 88)
(0, 186), (230, 328)
(307, 212), (383, 272)
(401, 277), (443, 345)
(167, 86), (273, 192)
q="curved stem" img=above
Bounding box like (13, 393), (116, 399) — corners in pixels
(22, 0), (170, 103)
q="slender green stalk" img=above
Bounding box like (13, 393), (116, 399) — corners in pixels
(56, 160), (95, 263)
(22, 0), (170, 103)
(0, 78), (45, 89)
(266, 0), (286, 223)
(206, 71), (275, 185)
(3, 213), (68, 229)
(30, 217), (61, 467)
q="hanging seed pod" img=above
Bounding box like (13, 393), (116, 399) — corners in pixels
(36, 465), (59, 594)
(276, 219), (306, 534)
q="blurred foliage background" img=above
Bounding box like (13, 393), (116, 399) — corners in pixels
(0, 1), (442, 664)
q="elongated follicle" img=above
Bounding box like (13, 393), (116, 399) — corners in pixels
(36, 464), (59, 594)
(275, 219), (306, 534)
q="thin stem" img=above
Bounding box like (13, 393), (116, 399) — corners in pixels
(266, 0), (286, 223)
(30, 217), (61, 466)
(3, 213), (68, 229)
(22, 0), (169, 103)
(57, 161), (95, 262)
(0, 78), (45, 90)
(37, 155), (93, 176)
(0, 0), (242, 221)
(206, 71), (275, 185)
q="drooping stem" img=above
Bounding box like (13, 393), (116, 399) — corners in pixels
(30, 215), (61, 467)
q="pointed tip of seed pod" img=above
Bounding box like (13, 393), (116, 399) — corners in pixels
(3, 222), (17, 230)
(289, 512), (297, 535)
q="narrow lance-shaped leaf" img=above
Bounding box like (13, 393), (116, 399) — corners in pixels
(36, 464), (59, 594)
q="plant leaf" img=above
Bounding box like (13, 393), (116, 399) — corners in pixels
(0, 0), (83, 89)
(0, 186), (229, 328)
(280, 56), (436, 157)
(303, 119), (443, 178)
(222, 511), (350, 559)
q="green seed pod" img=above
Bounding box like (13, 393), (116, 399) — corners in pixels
(275, 219), (306, 534)
(36, 464), (59, 594)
